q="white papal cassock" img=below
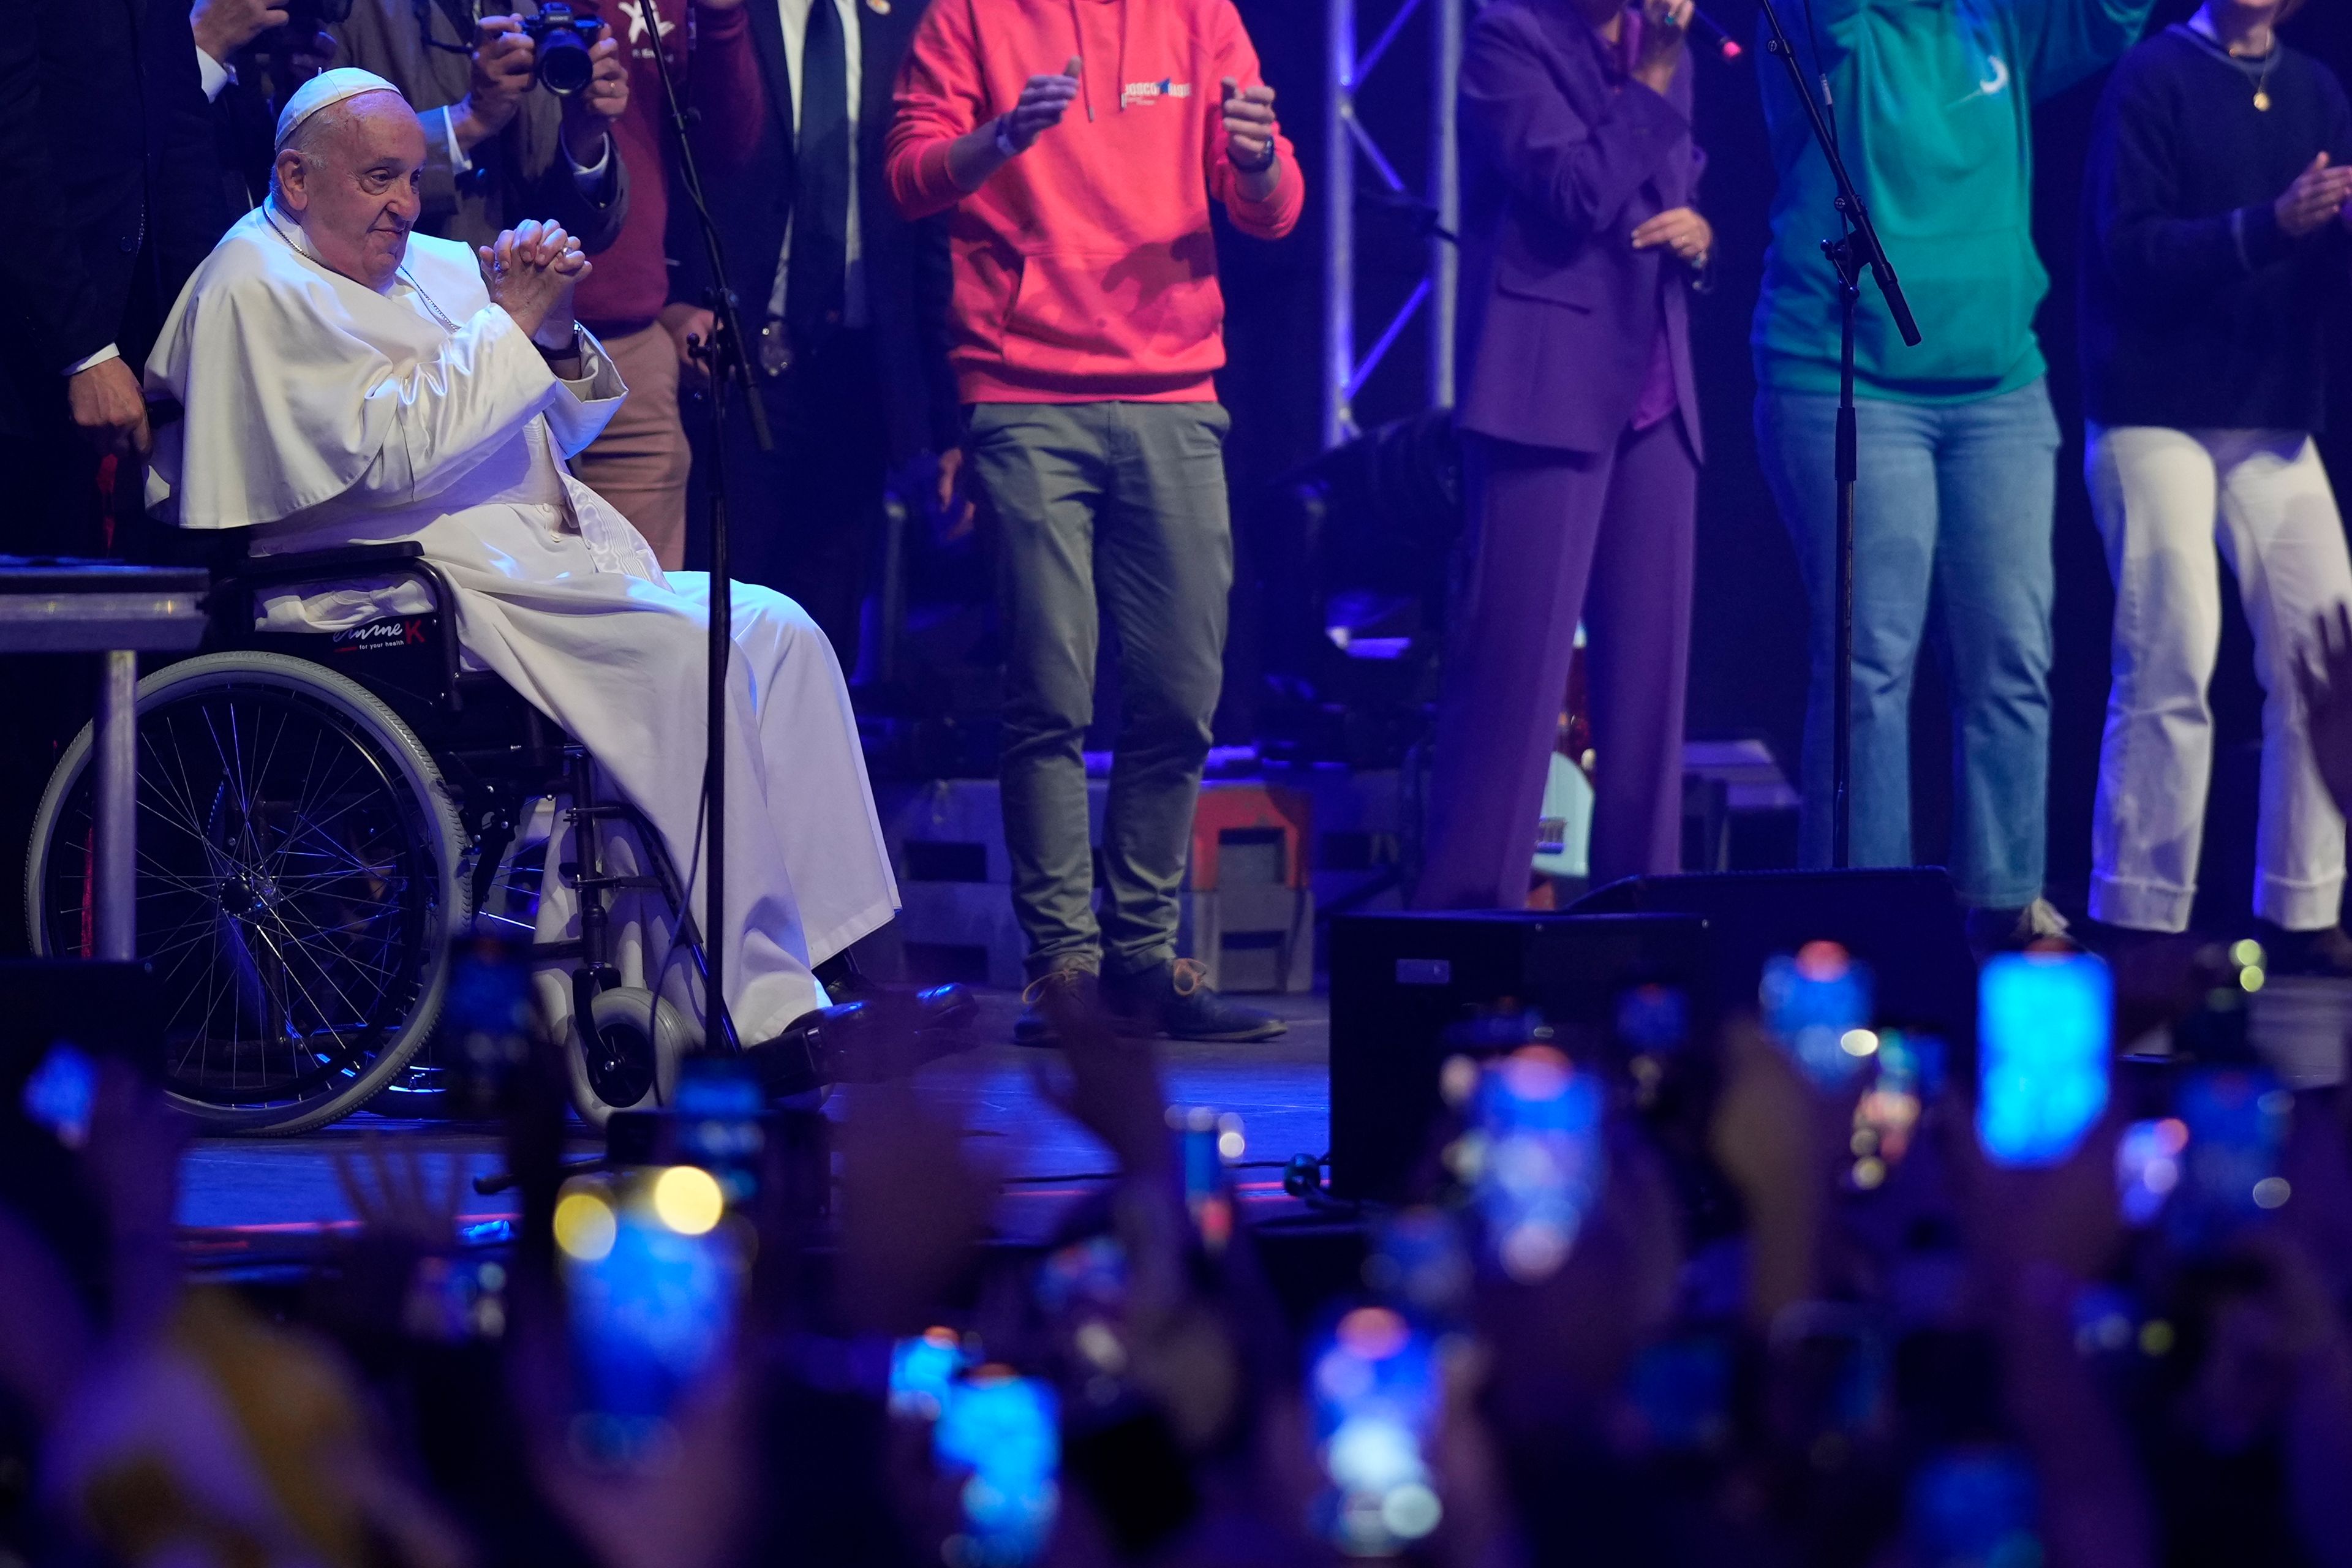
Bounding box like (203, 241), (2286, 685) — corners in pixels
(143, 203), (899, 1041)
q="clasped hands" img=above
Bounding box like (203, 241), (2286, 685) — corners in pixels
(480, 220), (592, 351)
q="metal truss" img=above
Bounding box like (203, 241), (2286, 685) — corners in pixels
(1323, 0), (1465, 448)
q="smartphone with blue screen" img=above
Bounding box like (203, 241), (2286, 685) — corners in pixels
(933, 1366), (1061, 1566)
(1308, 1305), (1443, 1556)
(1761, 942), (1875, 1088)
(889, 1327), (971, 1419)
(20, 1041), (97, 1148)
(557, 1173), (744, 1467)
(1907, 1446), (2040, 1568)
(1170, 1106), (1243, 1251)
(1977, 953), (2112, 1166)
(2168, 1067), (2292, 1251)
(2116, 1117), (2188, 1227)
(1472, 1046), (1605, 1283)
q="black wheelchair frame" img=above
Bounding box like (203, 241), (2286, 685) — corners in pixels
(24, 532), (739, 1130)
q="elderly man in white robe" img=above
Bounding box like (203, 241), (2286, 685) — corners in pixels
(143, 69), (953, 1080)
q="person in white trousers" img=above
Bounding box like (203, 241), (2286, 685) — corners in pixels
(2078, 0), (2352, 962)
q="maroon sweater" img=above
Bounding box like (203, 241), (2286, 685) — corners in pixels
(572, 0), (766, 334)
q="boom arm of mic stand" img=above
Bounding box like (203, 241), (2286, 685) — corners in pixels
(1752, 0), (1920, 348)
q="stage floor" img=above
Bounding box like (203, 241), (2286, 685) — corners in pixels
(178, 988), (1333, 1275)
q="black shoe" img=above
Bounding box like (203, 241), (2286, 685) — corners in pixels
(816, 962), (979, 1035)
(913, 982), (980, 1032)
(748, 993), (978, 1096)
(1013, 967), (1099, 1048)
(2254, 921), (2352, 978)
(1104, 959), (1287, 1043)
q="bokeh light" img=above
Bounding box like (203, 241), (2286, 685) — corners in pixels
(553, 1186), (617, 1261)
(652, 1165), (726, 1235)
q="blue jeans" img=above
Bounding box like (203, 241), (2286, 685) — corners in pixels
(1755, 379), (2060, 909)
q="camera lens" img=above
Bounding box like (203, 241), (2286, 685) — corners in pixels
(535, 28), (595, 95)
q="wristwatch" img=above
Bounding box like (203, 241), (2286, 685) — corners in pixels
(993, 114), (1020, 159)
(536, 325), (586, 369)
(1230, 137), (1276, 175)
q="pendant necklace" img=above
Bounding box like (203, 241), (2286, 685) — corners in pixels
(2190, 18), (2279, 111)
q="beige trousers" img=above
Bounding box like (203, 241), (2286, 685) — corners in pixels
(571, 321), (692, 570)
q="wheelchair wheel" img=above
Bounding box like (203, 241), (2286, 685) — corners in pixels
(24, 652), (469, 1134)
(566, 986), (696, 1128)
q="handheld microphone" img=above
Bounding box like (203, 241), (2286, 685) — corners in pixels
(1686, 5), (1744, 60)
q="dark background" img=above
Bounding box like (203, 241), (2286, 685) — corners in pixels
(1213, 0), (2352, 912)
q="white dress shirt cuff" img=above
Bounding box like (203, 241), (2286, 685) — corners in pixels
(442, 105), (473, 175)
(568, 135), (613, 190)
(65, 344), (123, 377)
(196, 47), (235, 102)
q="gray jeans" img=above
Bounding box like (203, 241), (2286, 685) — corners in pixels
(967, 401), (1234, 979)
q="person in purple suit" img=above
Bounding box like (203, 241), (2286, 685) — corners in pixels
(1415, 0), (1708, 910)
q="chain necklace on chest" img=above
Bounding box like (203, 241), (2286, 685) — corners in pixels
(2248, 46), (2278, 112)
(2190, 15), (2280, 111)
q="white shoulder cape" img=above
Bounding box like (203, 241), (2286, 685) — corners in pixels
(144, 205), (595, 531)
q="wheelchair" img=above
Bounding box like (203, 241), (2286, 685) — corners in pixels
(23, 540), (711, 1134)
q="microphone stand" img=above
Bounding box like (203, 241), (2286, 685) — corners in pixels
(1754, 0), (1920, 869)
(644, 23), (771, 1052)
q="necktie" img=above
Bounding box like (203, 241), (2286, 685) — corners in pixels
(788, 0), (851, 347)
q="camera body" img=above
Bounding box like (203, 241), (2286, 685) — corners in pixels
(254, 0), (353, 56)
(522, 2), (603, 96)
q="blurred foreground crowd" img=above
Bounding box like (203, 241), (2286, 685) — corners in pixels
(4, 940), (2352, 1568)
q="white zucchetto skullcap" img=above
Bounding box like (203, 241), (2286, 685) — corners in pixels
(274, 68), (407, 150)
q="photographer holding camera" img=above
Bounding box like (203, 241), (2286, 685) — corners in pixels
(330, 0), (631, 254)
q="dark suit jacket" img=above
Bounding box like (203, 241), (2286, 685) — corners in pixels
(680, 0), (957, 461)
(0, 0), (229, 442)
(1455, 0), (1705, 459)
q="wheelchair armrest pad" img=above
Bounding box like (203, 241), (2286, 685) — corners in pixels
(230, 541), (426, 586)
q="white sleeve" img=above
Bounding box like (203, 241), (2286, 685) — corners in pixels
(340, 305), (580, 505)
(541, 326), (628, 458)
(196, 47), (235, 102)
(64, 343), (123, 376)
(567, 135), (613, 191)
(443, 105), (473, 175)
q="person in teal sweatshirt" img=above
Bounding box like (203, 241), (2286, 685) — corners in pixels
(1752, 0), (2150, 946)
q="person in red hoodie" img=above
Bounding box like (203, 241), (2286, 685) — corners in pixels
(568, 0), (767, 570)
(888, 0), (1302, 1045)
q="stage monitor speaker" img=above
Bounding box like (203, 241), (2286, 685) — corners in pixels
(1567, 868), (1977, 1046)
(1327, 911), (1712, 1201)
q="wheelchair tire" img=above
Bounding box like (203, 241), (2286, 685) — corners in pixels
(567, 986), (696, 1128)
(24, 651), (469, 1134)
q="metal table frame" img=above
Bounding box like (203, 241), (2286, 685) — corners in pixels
(0, 560), (209, 960)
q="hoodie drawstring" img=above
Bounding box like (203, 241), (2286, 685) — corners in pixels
(1116, 0), (1129, 113)
(1068, 0), (1096, 119)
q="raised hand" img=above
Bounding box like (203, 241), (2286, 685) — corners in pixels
(479, 219), (591, 347)
(560, 22), (630, 165)
(457, 13), (535, 151)
(189, 0), (290, 61)
(1633, 0), (1693, 93)
(1219, 77), (1280, 173)
(1000, 57), (1083, 153)
(2276, 152), (2352, 238)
